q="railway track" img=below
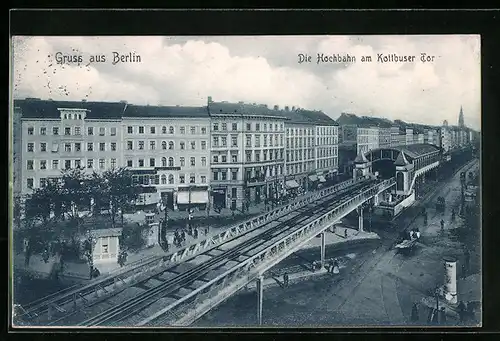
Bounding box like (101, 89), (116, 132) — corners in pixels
(16, 177), (371, 326)
(48, 179), (379, 326)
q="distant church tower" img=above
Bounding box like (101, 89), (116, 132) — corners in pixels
(443, 119), (448, 127)
(458, 105), (465, 128)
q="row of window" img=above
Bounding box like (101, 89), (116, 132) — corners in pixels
(27, 141), (120, 153)
(127, 125), (208, 135)
(244, 150), (284, 163)
(213, 122), (284, 132)
(286, 162), (316, 175)
(243, 134), (284, 148)
(316, 126), (337, 136)
(26, 158), (116, 171)
(26, 173), (208, 190)
(243, 165), (283, 180)
(125, 140), (207, 151)
(132, 173), (207, 186)
(286, 128), (315, 136)
(316, 147), (338, 158)
(357, 129), (380, 136)
(126, 156), (207, 168)
(26, 155), (209, 171)
(317, 158), (338, 170)
(286, 138), (315, 149)
(27, 126), (115, 136)
(286, 150), (315, 162)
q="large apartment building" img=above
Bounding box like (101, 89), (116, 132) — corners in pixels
(208, 99), (286, 211)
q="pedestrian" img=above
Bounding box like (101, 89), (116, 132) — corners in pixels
(194, 228), (199, 239)
(204, 227), (209, 236)
(440, 219), (445, 230)
(440, 307), (447, 324)
(457, 301), (466, 323)
(344, 229), (348, 238)
(411, 303), (419, 322)
(283, 272), (289, 287)
(415, 228), (421, 239)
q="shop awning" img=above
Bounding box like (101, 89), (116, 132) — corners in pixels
(308, 175), (318, 182)
(318, 175), (326, 182)
(177, 191), (209, 204)
(285, 180), (300, 189)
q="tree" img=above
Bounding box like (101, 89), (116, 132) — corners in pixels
(101, 167), (141, 228)
(82, 231), (98, 279)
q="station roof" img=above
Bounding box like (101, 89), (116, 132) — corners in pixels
(387, 143), (441, 159)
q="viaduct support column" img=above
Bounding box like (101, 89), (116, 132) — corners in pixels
(256, 275), (264, 325)
(358, 207), (364, 232)
(320, 232), (326, 268)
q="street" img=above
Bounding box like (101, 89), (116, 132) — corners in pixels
(194, 160), (480, 327)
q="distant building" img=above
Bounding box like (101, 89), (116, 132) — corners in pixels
(378, 127), (392, 148)
(357, 126), (379, 155)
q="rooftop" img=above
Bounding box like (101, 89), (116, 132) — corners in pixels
(397, 143), (441, 159)
(123, 104), (208, 118)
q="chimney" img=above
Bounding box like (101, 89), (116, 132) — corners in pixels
(285, 106), (289, 112)
(292, 106), (296, 111)
(274, 105), (279, 111)
(208, 96), (213, 104)
(82, 99), (87, 102)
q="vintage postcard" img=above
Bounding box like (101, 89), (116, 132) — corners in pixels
(10, 35), (481, 328)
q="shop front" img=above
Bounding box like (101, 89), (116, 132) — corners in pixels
(211, 187), (227, 209)
(176, 185), (210, 211)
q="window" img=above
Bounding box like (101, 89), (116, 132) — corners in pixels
(232, 170), (237, 180)
(231, 135), (238, 147)
(201, 157), (206, 166)
(99, 143), (105, 151)
(213, 123), (219, 131)
(110, 158), (116, 168)
(139, 141), (144, 150)
(149, 158), (155, 167)
(180, 142), (185, 150)
(201, 141), (206, 150)
(213, 137), (219, 147)
(40, 160), (47, 170)
(65, 127), (71, 135)
(201, 127), (207, 134)
(255, 136), (260, 147)
(40, 178), (47, 188)
(191, 141), (195, 150)
(161, 174), (167, 184)
(232, 188), (237, 198)
(231, 154), (238, 163)
(139, 159), (144, 167)
(246, 123), (251, 131)
(168, 174), (174, 184)
(162, 141), (167, 150)
(190, 157), (195, 166)
(213, 171), (219, 181)
(190, 174), (196, 183)
(102, 244), (109, 254)
(111, 142), (116, 151)
(65, 160), (71, 169)
(150, 126), (155, 134)
(75, 127), (81, 135)
(180, 127), (185, 134)
(264, 124), (267, 131)
(127, 126), (133, 134)
(222, 123), (227, 131)
(255, 152), (260, 162)
(85, 159), (93, 168)
(180, 157), (185, 167)
(168, 157), (174, 167)
(201, 175), (206, 183)
(65, 143), (71, 152)
(256, 123), (260, 131)
(28, 127), (34, 135)
(213, 155), (218, 163)
(190, 126), (196, 134)
(99, 159), (105, 169)
(27, 178), (34, 189)
(52, 160), (59, 169)
(169, 126), (174, 134)
(180, 175), (185, 184)
(53, 127), (59, 135)
(150, 141), (156, 150)
(223, 138), (229, 149)
(170, 141), (175, 150)
(222, 155), (227, 163)
(246, 135), (251, 147)
(39, 142), (46, 152)
(246, 151), (251, 162)
(232, 123), (237, 131)
(162, 157), (167, 167)
(221, 171), (227, 181)
(111, 127), (116, 136)
(40, 127), (46, 135)
(127, 141), (133, 150)
(27, 143), (34, 152)
(139, 126), (144, 134)
(75, 159), (81, 168)
(75, 143), (81, 152)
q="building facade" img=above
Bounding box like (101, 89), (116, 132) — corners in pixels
(208, 100), (286, 211)
(378, 127), (392, 148)
(121, 105), (211, 210)
(356, 126), (379, 155)
(285, 122), (316, 191)
(315, 124), (339, 180)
